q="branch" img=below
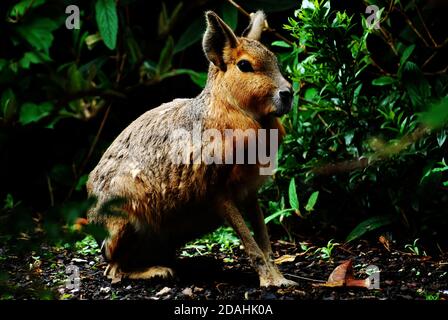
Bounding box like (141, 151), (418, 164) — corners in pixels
(396, 8), (431, 48)
(226, 0), (294, 46)
(415, 5), (437, 47)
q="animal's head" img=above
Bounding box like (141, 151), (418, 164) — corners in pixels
(202, 10), (292, 119)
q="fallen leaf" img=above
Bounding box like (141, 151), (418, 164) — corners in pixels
(274, 254), (297, 264)
(274, 253), (305, 265)
(314, 260), (370, 288)
(328, 260), (352, 283)
(379, 235), (391, 251)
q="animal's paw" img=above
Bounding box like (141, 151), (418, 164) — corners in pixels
(104, 263), (123, 284)
(260, 276), (298, 288)
(127, 266), (175, 280)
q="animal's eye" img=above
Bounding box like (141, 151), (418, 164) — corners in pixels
(237, 60), (254, 72)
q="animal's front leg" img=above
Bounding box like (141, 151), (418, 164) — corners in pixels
(218, 200), (297, 287)
(244, 197), (298, 286)
(244, 196), (273, 260)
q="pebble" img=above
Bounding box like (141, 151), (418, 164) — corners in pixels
(100, 287), (111, 294)
(182, 287), (193, 297)
(71, 258), (88, 264)
(156, 287), (171, 296)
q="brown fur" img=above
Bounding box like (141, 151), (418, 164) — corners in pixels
(87, 11), (295, 287)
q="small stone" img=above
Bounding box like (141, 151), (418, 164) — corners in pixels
(125, 285), (132, 290)
(193, 286), (204, 293)
(182, 287), (193, 297)
(89, 261), (95, 266)
(156, 287), (171, 296)
(100, 287), (111, 294)
(72, 258), (88, 264)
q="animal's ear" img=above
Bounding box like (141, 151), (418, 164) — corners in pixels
(202, 11), (238, 70)
(242, 11), (266, 40)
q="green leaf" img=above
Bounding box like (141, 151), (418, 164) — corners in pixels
(305, 191), (319, 211)
(67, 64), (88, 93)
(4, 194), (14, 209)
(1, 89), (17, 123)
(221, 1), (238, 30)
(16, 18), (59, 54)
(372, 76), (396, 86)
(174, 17), (205, 54)
(19, 51), (51, 69)
(271, 41), (291, 48)
(288, 178), (299, 210)
(0, 59), (7, 72)
(19, 102), (54, 125)
(400, 44), (415, 66)
(177, 70), (207, 88)
(95, 0), (118, 50)
(420, 97), (448, 129)
(264, 209), (293, 224)
(85, 33), (103, 50)
(345, 215), (394, 242)
(157, 36), (174, 74)
(304, 87), (318, 100)
(8, 0), (46, 20)
(76, 175), (89, 191)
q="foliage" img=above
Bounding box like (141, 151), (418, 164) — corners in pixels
(73, 235), (100, 256)
(405, 238), (427, 256)
(261, 0), (448, 245)
(0, 0), (447, 260)
(314, 239), (339, 260)
(0, 0), (258, 249)
(181, 227), (240, 261)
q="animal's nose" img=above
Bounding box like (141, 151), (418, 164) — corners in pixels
(279, 89), (293, 105)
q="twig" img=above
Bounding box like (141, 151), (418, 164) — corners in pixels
(284, 273), (326, 283)
(415, 6), (437, 47)
(65, 104), (111, 201)
(313, 126), (431, 176)
(396, 8), (430, 48)
(46, 175), (54, 207)
(379, 28), (398, 56)
(317, 113), (344, 145)
(369, 57), (392, 76)
(226, 0), (294, 46)
(422, 51), (437, 70)
(423, 65), (448, 76)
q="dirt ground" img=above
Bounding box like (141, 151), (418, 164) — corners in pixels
(1, 238), (447, 300)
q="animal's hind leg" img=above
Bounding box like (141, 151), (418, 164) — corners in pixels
(102, 217), (176, 281)
(101, 216), (130, 281)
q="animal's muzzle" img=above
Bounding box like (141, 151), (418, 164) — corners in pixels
(274, 89), (293, 116)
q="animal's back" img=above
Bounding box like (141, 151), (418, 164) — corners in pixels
(87, 93), (220, 229)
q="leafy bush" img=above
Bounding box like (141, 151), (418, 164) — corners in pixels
(262, 0), (448, 246)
